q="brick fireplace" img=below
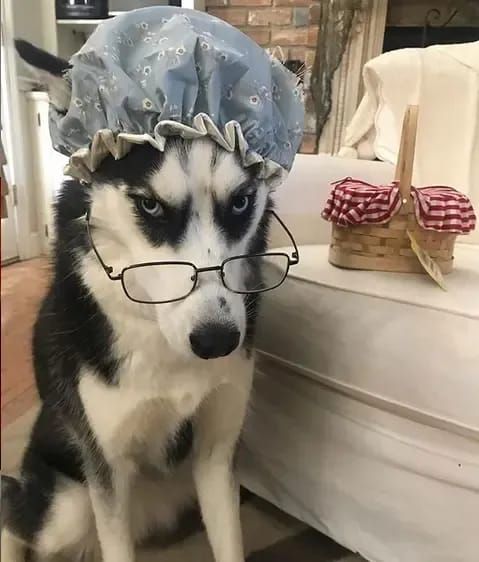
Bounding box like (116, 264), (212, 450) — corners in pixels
(205, 0), (321, 154)
(203, 1), (391, 156)
(203, 1), (478, 157)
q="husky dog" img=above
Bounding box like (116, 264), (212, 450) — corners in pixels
(2, 41), (298, 562)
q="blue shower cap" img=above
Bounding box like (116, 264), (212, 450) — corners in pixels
(51, 6), (305, 184)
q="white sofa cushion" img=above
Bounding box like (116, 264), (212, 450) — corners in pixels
(257, 243), (479, 437)
(271, 154), (478, 248)
(270, 154), (394, 247)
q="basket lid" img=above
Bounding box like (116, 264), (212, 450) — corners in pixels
(321, 177), (476, 234)
(412, 186), (476, 234)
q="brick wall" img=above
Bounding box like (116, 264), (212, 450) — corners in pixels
(205, 0), (320, 154)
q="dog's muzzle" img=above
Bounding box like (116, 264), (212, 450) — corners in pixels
(189, 322), (240, 360)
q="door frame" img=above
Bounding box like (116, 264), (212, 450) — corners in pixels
(1, 0), (40, 260)
(1, 32), (19, 263)
(1, 193), (19, 264)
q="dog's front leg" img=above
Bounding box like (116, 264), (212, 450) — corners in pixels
(193, 367), (253, 562)
(87, 462), (135, 562)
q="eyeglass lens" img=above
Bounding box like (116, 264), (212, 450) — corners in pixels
(122, 263), (196, 303)
(121, 254), (290, 303)
(222, 254), (289, 293)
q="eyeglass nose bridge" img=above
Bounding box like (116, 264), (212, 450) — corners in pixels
(193, 264), (224, 286)
(196, 265), (222, 274)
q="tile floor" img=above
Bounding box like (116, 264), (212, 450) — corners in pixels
(2, 408), (362, 562)
(1, 258), (363, 562)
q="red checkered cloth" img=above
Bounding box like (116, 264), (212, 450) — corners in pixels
(412, 186), (476, 234)
(321, 177), (476, 234)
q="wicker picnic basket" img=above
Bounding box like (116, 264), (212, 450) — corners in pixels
(327, 105), (457, 274)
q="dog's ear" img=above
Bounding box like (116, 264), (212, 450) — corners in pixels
(249, 161), (285, 191)
(15, 39), (71, 112)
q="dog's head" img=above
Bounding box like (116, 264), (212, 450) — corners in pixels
(16, 41), (275, 361)
(86, 139), (272, 360)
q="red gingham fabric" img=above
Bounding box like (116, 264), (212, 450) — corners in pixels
(412, 186), (476, 234)
(321, 177), (402, 227)
(321, 177), (476, 234)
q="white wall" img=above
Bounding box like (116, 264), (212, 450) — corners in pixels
(3, 0), (57, 257)
(11, 0), (43, 246)
(12, 0), (56, 67)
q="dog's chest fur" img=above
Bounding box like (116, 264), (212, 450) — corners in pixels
(78, 325), (243, 466)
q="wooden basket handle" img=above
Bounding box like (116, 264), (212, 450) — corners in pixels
(394, 105), (418, 199)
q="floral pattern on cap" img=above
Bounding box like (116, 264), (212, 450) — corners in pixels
(49, 6), (305, 183)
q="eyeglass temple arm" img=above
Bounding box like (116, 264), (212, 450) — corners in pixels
(85, 211), (122, 280)
(268, 209), (300, 265)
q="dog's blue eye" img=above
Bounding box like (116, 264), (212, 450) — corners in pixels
(139, 198), (164, 218)
(231, 195), (250, 215)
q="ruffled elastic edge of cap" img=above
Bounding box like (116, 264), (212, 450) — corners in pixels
(65, 113), (288, 188)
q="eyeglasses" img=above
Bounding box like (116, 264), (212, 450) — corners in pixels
(85, 209), (299, 304)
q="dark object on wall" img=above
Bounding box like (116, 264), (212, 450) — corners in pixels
(56, 0), (109, 20)
(384, 2), (479, 52)
(383, 25), (479, 52)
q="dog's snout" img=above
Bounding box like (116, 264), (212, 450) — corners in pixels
(189, 323), (240, 359)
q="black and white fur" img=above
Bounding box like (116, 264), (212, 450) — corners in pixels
(2, 42), (274, 562)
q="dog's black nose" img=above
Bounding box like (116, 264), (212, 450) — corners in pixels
(189, 323), (240, 359)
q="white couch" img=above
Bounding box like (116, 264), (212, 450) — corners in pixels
(238, 154), (479, 562)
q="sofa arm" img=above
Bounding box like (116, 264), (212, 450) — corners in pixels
(269, 154), (395, 248)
